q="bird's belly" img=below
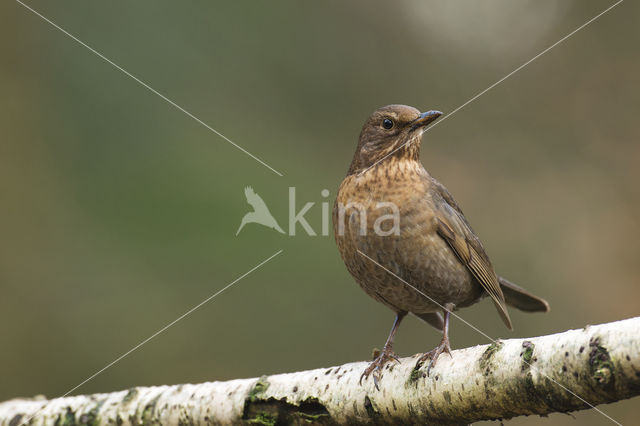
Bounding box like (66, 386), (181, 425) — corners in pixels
(337, 219), (484, 314)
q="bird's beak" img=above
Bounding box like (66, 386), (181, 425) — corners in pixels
(412, 110), (443, 130)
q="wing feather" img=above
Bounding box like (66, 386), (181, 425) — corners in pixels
(432, 180), (513, 330)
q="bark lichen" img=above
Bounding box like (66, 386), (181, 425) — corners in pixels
(589, 337), (615, 389)
(521, 341), (536, 372)
(54, 407), (75, 426)
(479, 341), (503, 376)
(248, 376), (270, 403)
(243, 377), (329, 425)
(122, 388), (138, 404)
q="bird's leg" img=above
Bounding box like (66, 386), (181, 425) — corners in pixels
(416, 303), (454, 374)
(360, 311), (406, 389)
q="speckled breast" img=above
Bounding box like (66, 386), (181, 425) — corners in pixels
(333, 164), (484, 314)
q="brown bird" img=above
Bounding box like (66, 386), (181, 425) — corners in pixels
(333, 104), (549, 387)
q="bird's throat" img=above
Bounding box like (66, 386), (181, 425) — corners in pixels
(387, 135), (422, 165)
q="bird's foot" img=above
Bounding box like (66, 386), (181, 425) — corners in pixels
(415, 336), (452, 375)
(360, 346), (400, 390)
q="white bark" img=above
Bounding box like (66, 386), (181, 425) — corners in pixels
(1, 317), (639, 425)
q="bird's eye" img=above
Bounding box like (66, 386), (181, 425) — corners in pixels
(382, 118), (394, 130)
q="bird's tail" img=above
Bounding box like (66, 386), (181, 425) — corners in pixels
(499, 276), (550, 313)
(413, 312), (444, 331)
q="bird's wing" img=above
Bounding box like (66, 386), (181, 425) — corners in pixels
(431, 179), (466, 220)
(431, 180), (513, 330)
(244, 186), (269, 212)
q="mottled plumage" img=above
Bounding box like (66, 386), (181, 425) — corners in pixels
(333, 105), (549, 386)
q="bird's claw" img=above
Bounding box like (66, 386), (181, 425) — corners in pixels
(360, 347), (400, 390)
(415, 338), (452, 375)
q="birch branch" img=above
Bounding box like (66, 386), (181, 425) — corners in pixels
(1, 317), (639, 425)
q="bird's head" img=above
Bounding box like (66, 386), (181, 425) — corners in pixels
(348, 105), (442, 174)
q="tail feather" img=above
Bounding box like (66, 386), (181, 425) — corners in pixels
(499, 276), (550, 313)
(413, 312), (444, 331)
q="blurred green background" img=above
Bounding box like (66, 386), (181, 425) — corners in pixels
(1, 0), (638, 424)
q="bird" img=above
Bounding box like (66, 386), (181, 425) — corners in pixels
(333, 104), (549, 387)
(236, 186), (285, 235)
